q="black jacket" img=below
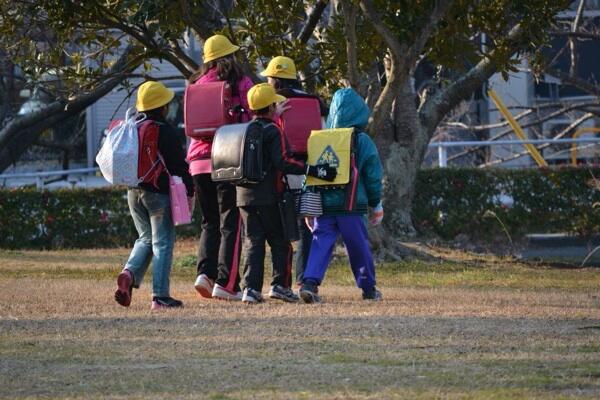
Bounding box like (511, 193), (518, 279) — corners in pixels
(236, 118), (306, 206)
(138, 115), (194, 197)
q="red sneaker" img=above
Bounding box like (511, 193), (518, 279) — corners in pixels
(115, 269), (133, 307)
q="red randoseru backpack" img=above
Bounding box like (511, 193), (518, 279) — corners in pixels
(137, 120), (164, 188)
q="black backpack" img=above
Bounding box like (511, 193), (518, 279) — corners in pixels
(211, 121), (265, 184)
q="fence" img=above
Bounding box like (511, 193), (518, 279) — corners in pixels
(430, 137), (600, 168)
(2, 137), (600, 188)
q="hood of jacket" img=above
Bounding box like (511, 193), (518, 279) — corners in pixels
(326, 88), (370, 130)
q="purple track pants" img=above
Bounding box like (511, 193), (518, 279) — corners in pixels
(303, 215), (376, 290)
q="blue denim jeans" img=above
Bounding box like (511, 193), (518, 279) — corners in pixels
(124, 189), (175, 298)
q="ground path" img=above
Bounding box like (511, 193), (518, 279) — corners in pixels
(1, 242), (599, 399)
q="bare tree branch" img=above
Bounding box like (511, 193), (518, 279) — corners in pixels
(406, 0), (455, 74)
(359, 0), (406, 136)
(168, 38), (199, 73)
(420, 24), (525, 135)
(478, 112), (594, 167)
(551, 31), (600, 40)
(443, 100), (600, 132)
(547, 68), (600, 96)
(340, 0), (360, 89)
(178, 0), (223, 40)
(569, 0), (586, 75)
(297, 0), (329, 44)
(0, 46), (141, 172)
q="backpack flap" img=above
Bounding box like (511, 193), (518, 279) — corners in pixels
(305, 128), (353, 186)
(280, 97), (322, 155)
(184, 81), (232, 139)
(211, 122), (251, 182)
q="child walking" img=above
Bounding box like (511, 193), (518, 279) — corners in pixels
(239, 83), (337, 303)
(300, 88), (384, 303)
(261, 56), (327, 288)
(187, 34), (253, 300)
(114, 81), (194, 310)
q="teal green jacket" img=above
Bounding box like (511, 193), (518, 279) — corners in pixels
(318, 88), (383, 215)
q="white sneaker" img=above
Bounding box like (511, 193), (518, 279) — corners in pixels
(212, 283), (243, 301)
(194, 274), (214, 298)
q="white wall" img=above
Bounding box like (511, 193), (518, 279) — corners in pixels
(487, 61), (535, 168)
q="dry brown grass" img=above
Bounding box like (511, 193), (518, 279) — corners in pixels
(1, 240), (600, 399)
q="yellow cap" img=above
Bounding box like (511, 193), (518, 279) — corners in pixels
(247, 83), (287, 111)
(135, 81), (174, 112)
(203, 34), (240, 63)
(260, 56), (297, 79)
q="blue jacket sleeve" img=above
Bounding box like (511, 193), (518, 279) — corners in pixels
(357, 133), (383, 207)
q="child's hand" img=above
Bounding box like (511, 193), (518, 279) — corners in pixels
(369, 202), (384, 226)
(275, 99), (291, 117)
(305, 217), (315, 232)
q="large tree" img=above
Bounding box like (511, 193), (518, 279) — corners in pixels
(0, 0), (575, 245)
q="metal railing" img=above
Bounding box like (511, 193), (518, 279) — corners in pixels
(2, 137), (600, 187)
(0, 167), (100, 189)
(429, 137), (600, 167)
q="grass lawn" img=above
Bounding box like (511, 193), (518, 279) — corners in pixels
(1, 240), (599, 399)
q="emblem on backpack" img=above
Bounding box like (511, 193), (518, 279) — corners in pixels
(316, 145), (339, 167)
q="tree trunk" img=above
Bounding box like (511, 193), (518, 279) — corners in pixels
(376, 78), (424, 237)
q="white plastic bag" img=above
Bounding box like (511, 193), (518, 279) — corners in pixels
(96, 107), (143, 186)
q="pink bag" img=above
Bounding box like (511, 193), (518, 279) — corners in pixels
(158, 153), (191, 226)
(169, 175), (192, 226)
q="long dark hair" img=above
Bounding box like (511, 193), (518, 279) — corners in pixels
(189, 54), (244, 95)
(270, 77), (302, 91)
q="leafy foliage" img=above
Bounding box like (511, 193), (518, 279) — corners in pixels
(0, 0), (574, 114)
(3, 168), (600, 249)
(0, 187), (200, 249)
(413, 167), (600, 240)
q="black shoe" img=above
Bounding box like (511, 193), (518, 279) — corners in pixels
(299, 282), (322, 304)
(242, 288), (265, 304)
(151, 296), (184, 310)
(268, 284), (300, 302)
(362, 287), (382, 301)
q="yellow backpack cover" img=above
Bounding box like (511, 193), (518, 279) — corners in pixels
(305, 128), (353, 186)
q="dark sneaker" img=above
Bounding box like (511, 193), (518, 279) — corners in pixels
(115, 269), (134, 307)
(242, 288), (264, 304)
(362, 287), (382, 301)
(268, 284), (300, 303)
(151, 296), (184, 310)
(299, 283), (322, 304)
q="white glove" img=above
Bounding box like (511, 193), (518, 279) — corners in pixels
(369, 202), (384, 226)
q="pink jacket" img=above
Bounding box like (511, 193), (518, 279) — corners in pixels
(187, 68), (253, 175)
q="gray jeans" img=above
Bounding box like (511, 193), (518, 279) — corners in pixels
(124, 189), (175, 298)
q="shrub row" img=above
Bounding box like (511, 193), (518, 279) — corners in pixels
(0, 188), (200, 249)
(413, 167), (600, 239)
(1, 167), (599, 248)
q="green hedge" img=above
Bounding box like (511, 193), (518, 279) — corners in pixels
(1, 167), (600, 248)
(413, 167), (600, 239)
(0, 188), (200, 249)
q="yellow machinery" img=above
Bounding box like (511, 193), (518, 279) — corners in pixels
(487, 89), (548, 167)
